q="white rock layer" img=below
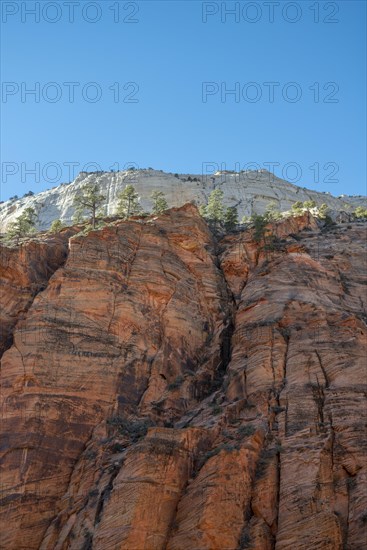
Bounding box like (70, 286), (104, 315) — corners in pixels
(0, 169), (365, 231)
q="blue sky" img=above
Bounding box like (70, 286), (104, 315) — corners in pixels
(1, 0), (366, 200)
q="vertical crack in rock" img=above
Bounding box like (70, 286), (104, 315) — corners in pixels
(315, 349), (330, 389)
(1, 211), (366, 550)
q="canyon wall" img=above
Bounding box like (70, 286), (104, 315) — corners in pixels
(0, 205), (366, 549)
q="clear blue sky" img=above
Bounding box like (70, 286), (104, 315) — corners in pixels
(1, 0), (366, 200)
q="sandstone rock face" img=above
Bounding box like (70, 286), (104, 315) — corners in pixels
(0, 229), (77, 356)
(220, 217), (367, 550)
(0, 205), (366, 550)
(1, 169), (366, 231)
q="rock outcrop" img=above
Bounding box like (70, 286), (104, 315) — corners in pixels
(0, 205), (366, 550)
(1, 169), (366, 231)
(0, 228), (78, 356)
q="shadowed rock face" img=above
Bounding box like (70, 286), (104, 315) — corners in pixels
(0, 205), (366, 550)
(0, 228), (78, 356)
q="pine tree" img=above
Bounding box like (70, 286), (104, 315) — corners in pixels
(204, 189), (225, 226)
(7, 207), (37, 244)
(291, 201), (304, 216)
(49, 219), (64, 233)
(73, 210), (86, 224)
(199, 204), (208, 218)
(318, 203), (329, 219)
(303, 200), (316, 210)
(117, 184), (141, 218)
(224, 206), (238, 231)
(251, 213), (268, 243)
(73, 183), (106, 229)
(265, 201), (282, 221)
(151, 191), (168, 214)
(354, 206), (367, 219)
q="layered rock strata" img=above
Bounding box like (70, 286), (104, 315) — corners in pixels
(0, 206), (366, 550)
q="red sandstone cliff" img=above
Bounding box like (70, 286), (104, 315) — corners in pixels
(0, 205), (366, 549)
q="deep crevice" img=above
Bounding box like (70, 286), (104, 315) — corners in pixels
(94, 462), (122, 528)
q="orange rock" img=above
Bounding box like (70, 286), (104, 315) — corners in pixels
(0, 208), (366, 550)
(0, 231), (74, 355)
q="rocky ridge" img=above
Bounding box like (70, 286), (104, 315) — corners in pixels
(0, 205), (366, 549)
(1, 169), (366, 232)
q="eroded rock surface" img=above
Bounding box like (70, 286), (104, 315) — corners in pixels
(1, 169), (366, 231)
(0, 228), (77, 356)
(0, 206), (366, 550)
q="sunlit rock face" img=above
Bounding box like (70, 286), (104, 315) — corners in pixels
(1, 168), (366, 231)
(0, 205), (366, 550)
